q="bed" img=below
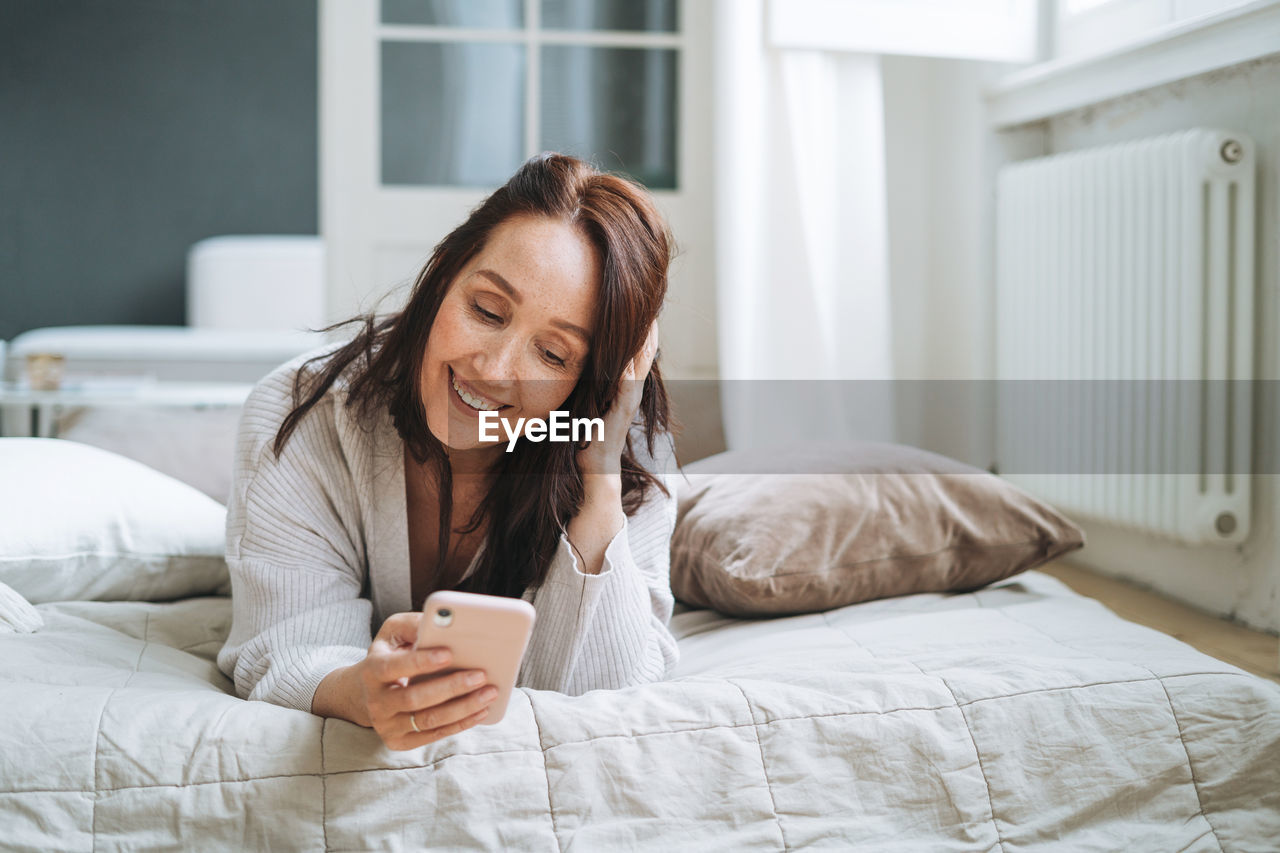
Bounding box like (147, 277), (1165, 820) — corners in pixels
(2, 564), (1278, 851)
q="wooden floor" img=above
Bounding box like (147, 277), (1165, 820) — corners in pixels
(1039, 561), (1280, 684)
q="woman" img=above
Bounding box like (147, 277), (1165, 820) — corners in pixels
(217, 154), (680, 751)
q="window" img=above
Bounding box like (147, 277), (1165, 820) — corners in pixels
(378, 0), (680, 189)
(1053, 0), (1257, 59)
(767, 0), (1038, 62)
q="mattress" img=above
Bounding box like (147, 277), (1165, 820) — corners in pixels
(4, 326), (323, 383)
(1, 570), (1277, 850)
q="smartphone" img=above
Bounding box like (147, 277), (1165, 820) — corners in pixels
(414, 590), (536, 725)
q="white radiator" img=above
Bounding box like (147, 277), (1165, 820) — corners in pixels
(995, 128), (1255, 546)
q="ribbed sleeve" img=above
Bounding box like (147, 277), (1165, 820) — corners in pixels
(517, 429), (681, 694)
(216, 354), (372, 713)
(217, 348), (683, 713)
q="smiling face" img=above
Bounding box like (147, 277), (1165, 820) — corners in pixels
(420, 214), (601, 457)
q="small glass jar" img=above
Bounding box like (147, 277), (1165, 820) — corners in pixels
(24, 353), (66, 391)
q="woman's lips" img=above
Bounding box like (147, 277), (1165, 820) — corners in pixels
(448, 370), (480, 419)
(447, 367), (508, 418)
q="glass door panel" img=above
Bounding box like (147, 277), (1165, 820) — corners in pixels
(541, 0), (678, 31)
(381, 41), (526, 186)
(540, 46), (678, 189)
(381, 0), (524, 28)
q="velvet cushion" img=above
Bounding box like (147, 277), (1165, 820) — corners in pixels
(670, 442), (1084, 616)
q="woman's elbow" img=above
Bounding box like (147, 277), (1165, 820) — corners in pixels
(600, 633), (680, 692)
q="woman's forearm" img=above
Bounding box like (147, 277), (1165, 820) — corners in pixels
(312, 663), (371, 726)
(566, 475), (627, 575)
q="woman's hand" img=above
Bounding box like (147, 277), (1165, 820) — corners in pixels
(564, 320), (658, 575)
(313, 612), (497, 751)
(576, 319), (659, 479)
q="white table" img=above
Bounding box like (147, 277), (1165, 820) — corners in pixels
(0, 380), (254, 438)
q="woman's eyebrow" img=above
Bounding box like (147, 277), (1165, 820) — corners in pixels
(477, 269), (521, 303)
(475, 268), (591, 345)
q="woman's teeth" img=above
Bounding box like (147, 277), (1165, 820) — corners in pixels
(452, 373), (502, 411)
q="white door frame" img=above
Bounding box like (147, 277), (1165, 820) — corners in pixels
(318, 0), (717, 379)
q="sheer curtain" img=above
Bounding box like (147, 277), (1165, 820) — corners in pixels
(713, 0), (894, 451)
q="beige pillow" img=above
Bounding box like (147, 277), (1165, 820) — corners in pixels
(670, 442), (1084, 616)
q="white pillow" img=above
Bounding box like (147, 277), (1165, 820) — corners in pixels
(0, 439), (229, 603)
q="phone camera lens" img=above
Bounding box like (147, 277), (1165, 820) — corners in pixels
(433, 608), (453, 627)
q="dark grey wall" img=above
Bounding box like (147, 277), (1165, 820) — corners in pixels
(0, 0), (317, 341)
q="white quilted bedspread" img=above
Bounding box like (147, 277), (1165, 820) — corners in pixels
(2, 571), (1278, 851)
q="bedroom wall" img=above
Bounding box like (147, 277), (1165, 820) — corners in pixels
(1039, 55), (1280, 635)
(882, 55), (1005, 467)
(882, 51), (1280, 635)
(0, 0), (318, 342)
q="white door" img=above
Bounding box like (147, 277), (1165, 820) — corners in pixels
(320, 0), (716, 379)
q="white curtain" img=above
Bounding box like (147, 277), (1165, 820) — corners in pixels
(713, 0), (895, 451)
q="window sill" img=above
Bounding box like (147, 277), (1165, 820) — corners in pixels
(985, 0), (1280, 128)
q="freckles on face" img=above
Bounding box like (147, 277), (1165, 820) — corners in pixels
(418, 215), (601, 451)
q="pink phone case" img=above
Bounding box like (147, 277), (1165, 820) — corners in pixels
(414, 590), (536, 725)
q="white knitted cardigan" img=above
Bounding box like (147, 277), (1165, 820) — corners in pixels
(216, 347), (681, 713)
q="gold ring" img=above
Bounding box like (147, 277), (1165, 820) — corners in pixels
(409, 711), (421, 734)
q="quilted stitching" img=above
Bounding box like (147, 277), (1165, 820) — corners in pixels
(821, 609), (1008, 852)
(997, 607), (1226, 852)
(1149, 676), (1225, 853)
(933, 676), (1009, 853)
(5, 677), (1251, 797)
(3, 576), (1278, 850)
(729, 680), (788, 851)
(528, 697), (563, 852)
(90, 612), (150, 843)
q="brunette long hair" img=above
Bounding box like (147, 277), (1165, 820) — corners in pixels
(272, 153), (674, 600)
